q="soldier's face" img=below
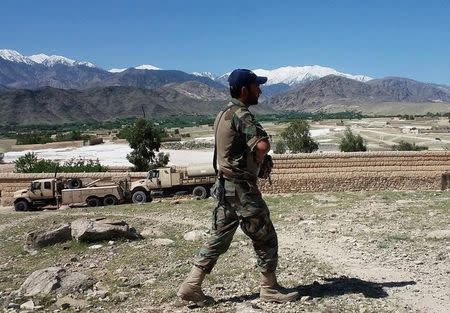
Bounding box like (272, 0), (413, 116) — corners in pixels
(243, 83), (261, 105)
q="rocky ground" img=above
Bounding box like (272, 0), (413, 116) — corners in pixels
(0, 190), (449, 313)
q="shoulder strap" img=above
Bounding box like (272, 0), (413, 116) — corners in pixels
(213, 103), (239, 175)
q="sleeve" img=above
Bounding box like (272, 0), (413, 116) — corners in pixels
(233, 111), (269, 151)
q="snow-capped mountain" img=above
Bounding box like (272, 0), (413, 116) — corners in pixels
(192, 71), (216, 80)
(108, 68), (128, 73)
(108, 64), (161, 73)
(253, 65), (372, 85)
(134, 64), (160, 70)
(217, 65), (372, 87)
(29, 53), (96, 68)
(0, 49), (35, 65)
(0, 49), (95, 68)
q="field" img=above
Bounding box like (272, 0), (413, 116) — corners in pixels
(0, 190), (449, 312)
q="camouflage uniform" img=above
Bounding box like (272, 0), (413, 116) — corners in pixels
(194, 98), (278, 273)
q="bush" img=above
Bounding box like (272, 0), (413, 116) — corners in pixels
(280, 120), (318, 153)
(391, 141), (428, 151)
(274, 139), (286, 154)
(339, 127), (367, 152)
(14, 152), (107, 173)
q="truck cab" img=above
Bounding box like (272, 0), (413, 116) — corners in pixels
(13, 178), (59, 211)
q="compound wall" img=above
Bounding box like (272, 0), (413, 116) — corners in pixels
(1, 151), (449, 207)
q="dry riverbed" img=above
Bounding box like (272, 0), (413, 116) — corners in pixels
(0, 191), (449, 312)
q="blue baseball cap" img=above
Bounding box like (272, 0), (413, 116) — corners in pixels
(228, 69), (268, 88)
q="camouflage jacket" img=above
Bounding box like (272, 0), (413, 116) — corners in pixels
(214, 98), (269, 181)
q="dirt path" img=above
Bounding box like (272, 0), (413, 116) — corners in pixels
(280, 232), (449, 313)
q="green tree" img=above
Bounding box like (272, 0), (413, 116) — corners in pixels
(280, 120), (318, 153)
(339, 127), (367, 152)
(124, 118), (164, 171)
(274, 139), (286, 154)
(391, 141), (428, 151)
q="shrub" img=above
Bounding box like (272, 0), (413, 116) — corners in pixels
(14, 152), (107, 173)
(339, 127), (367, 152)
(280, 120), (318, 153)
(391, 141), (428, 151)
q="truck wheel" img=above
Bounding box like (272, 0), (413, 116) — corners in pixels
(103, 195), (118, 206)
(86, 197), (100, 207)
(68, 178), (82, 189)
(132, 191), (147, 204)
(14, 200), (30, 211)
(192, 186), (208, 199)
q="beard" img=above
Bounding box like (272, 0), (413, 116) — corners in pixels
(247, 94), (259, 106)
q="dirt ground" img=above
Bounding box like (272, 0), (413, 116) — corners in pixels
(0, 190), (449, 312)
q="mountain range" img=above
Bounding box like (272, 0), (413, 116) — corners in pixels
(1, 49), (449, 125)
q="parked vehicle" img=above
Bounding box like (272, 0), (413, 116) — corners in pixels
(12, 177), (131, 211)
(130, 164), (216, 204)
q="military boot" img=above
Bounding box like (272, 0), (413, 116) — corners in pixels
(260, 271), (299, 303)
(177, 266), (214, 306)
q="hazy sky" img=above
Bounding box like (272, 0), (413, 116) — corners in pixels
(2, 0), (449, 84)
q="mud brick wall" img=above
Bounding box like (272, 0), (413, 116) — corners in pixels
(1, 151), (449, 206)
(259, 151), (450, 194)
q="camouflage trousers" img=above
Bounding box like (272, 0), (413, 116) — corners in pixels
(194, 179), (278, 273)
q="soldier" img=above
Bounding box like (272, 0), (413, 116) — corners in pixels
(177, 69), (299, 305)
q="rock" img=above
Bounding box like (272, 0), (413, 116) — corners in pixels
(112, 291), (129, 302)
(301, 295), (312, 301)
(7, 303), (20, 309)
(18, 267), (95, 297)
(151, 238), (174, 246)
(183, 230), (207, 241)
(25, 224), (72, 250)
(88, 244), (103, 250)
(71, 218), (142, 242)
(55, 296), (88, 309)
(426, 230), (450, 240)
(20, 300), (35, 310)
(170, 200), (180, 205)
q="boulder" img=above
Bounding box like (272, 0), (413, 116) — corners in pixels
(25, 224), (72, 249)
(183, 230), (208, 241)
(71, 218), (143, 242)
(18, 267), (95, 297)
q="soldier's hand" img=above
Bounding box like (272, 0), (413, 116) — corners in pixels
(258, 154), (273, 179)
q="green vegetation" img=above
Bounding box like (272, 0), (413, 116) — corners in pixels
(274, 139), (287, 154)
(14, 152), (108, 173)
(391, 140), (429, 151)
(14, 130), (91, 145)
(280, 120), (318, 153)
(339, 127), (367, 152)
(122, 118), (167, 171)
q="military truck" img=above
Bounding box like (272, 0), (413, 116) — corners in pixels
(130, 164), (216, 203)
(13, 178), (129, 211)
